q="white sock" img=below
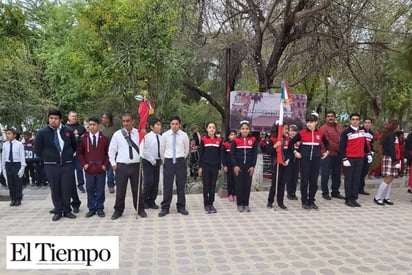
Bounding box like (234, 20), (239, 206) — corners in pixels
(384, 183), (392, 200)
(375, 182), (387, 200)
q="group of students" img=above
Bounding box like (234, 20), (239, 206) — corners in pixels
(2, 109), (411, 219)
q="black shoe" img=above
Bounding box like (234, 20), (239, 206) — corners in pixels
(237, 205), (244, 212)
(408, 189), (412, 194)
(322, 194), (331, 200)
(352, 200), (362, 207)
(150, 204), (159, 209)
(14, 201), (21, 206)
(287, 194), (293, 200)
(78, 186), (85, 193)
(292, 194), (298, 200)
(302, 203), (311, 210)
(158, 209), (169, 217)
(85, 211), (96, 218)
(73, 207), (79, 213)
(178, 209), (189, 215)
(143, 202), (151, 209)
(267, 203), (273, 209)
(331, 194), (345, 200)
(52, 214), (61, 221)
(111, 212), (122, 220)
(138, 210), (148, 218)
(345, 201), (355, 207)
(49, 208), (55, 214)
(278, 204), (288, 210)
(359, 190), (370, 195)
(109, 187), (115, 193)
(383, 199), (394, 205)
(310, 203), (319, 210)
(97, 210), (105, 217)
(63, 213), (76, 219)
(373, 198), (385, 206)
(9, 200), (15, 206)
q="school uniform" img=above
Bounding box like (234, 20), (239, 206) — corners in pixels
(198, 135), (222, 210)
(230, 135), (257, 209)
(141, 131), (162, 208)
(2, 140), (26, 205)
(340, 126), (369, 204)
(77, 131), (109, 213)
(359, 128), (374, 193)
(222, 140), (235, 197)
(267, 135), (291, 207)
(287, 137), (300, 199)
(289, 128), (329, 208)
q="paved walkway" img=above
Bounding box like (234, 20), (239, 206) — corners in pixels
(1, 177), (412, 275)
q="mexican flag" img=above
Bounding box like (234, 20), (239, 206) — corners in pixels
(277, 80), (293, 164)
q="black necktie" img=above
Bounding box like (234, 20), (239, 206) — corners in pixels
(9, 141), (13, 162)
(156, 135), (160, 159)
(92, 135), (97, 149)
(128, 133), (133, 159)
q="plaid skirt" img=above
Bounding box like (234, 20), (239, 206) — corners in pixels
(382, 155), (399, 177)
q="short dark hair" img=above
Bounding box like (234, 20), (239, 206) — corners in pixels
(364, 117), (373, 123)
(350, 113), (361, 119)
(122, 112), (135, 120)
(88, 116), (100, 124)
(325, 111), (336, 118)
(149, 117), (161, 127)
(169, 115), (181, 124)
(102, 112), (113, 122)
(5, 128), (17, 136)
(48, 109), (62, 119)
(23, 131), (32, 136)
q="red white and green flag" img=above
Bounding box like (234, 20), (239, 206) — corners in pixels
(277, 80), (293, 164)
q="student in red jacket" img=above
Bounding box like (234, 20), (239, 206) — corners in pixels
(230, 121), (257, 212)
(373, 119), (401, 206)
(77, 117), (110, 218)
(198, 122), (223, 214)
(222, 130), (237, 202)
(339, 113), (371, 207)
(289, 113), (329, 210)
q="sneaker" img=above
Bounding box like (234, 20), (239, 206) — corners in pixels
(209, 205), (217, 213)
(237, 205), (244, 212)
(228, 195), (234, 202)
(109, 187), (115, 193)
(322, 194), (331, 200)
(266, 203), (273, 209)
(244, 205), (251, 212)
(383, 199), (394, 205)
(310, 202), (319, 210)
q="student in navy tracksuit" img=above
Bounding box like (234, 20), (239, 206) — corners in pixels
(222, 130), (237, 202)
(287, 124), (300, 200)
(267, 123), (291, 210)
(198, 122), (223, 214)
(289, 113), (329, 210)
(230, 121), (257, 212)
(340, 113), (371, 207)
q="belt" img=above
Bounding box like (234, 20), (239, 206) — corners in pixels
(117, 162), (139, 165)
(88, 161), (102, 165)
(165, 157), (185, 161)
(44, 161), (73, 165)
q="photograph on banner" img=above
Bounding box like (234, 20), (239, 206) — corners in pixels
(230, 91), (307, 133)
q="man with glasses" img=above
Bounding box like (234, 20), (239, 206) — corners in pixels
(339, 113), (371, 207)
(320, 111), (345, 200)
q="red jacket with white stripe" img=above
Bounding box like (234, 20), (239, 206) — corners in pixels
(339, 126), (369, 160)
(289, 128), (329, 159)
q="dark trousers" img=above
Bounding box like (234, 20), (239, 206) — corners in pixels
(142, 159), (160, 206)
(234, 164), (253, 206)
(6, 162), (23, 201)
(268, 163), (290, 205)
(44, 163), (75, 214)
(343, 157), (364, 202)
(23, 161), (37, 185)
(85, 173), (106, 211)
(106, 165), (115, 188)
(300, 157), (320, 204)
(36, 161), (48, 186)
(161, 158), (187, 211)
(202, 165), (219, 206)
(359, 157), (369, 192)
(70, 171), (81, 209)
(287, 159), (299, 196)
(320, 155), (342, 196)
(226, 164), (236, 196)
(73, 155), (85, 187)
(114, 163), (143, 214)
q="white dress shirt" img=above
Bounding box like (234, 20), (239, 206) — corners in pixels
(109, 128), (140, 165)
(89, 131), (100, 147)
(160, 129), (189, 161)
(1, 139), (26, 170)
(141, 131), (162, 165)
